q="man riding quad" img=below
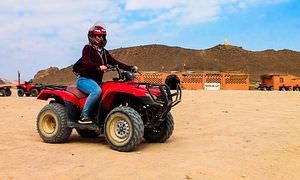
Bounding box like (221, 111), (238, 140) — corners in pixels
(36, 21), (181, 152)
(76, 21), (137, 124)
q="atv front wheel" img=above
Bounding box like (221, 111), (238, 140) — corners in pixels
(144, 112), (174, 143)
(17, 89), (24, 96)
(104, 106), (144, 152)
(37, 103), (72, 143)
(31, 88), (39, 97)
(75, 128), (100, 138)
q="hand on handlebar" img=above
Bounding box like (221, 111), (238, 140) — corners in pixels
(106, 64), (118, 71)
(131, 66), (138, 73)
(99, 65), (108, 72)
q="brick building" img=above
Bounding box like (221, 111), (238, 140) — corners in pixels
(136, 71), (249, 90)
(260, 74), (300, 90)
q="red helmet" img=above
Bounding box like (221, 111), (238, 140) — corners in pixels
(88, 22), (107, 48)
(92, 25), (106, 35)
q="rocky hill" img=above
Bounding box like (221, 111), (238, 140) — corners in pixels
(32, 44), (300, 85)
(34, 67), (59, 80)
(0, 78), (10, 85)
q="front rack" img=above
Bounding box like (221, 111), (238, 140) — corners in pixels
(130, 82), (182, 107)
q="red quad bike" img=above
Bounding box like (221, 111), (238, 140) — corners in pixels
(17, 82), (43, 97)
(36, 65), (181, 152)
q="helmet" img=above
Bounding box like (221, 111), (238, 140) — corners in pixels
(88, 22), (107, 48)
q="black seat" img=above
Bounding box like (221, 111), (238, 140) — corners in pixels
(66, 86), (88, 99)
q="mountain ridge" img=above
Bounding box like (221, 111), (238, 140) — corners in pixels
(31, 44), (300, 85)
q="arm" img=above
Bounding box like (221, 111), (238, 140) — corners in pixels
(105, 50), (132, 71)
(81, 45), (100, 71)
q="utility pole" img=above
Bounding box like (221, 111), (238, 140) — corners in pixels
(18, 71), (20, 85)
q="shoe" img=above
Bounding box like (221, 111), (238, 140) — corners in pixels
(78, 116), (93, 124)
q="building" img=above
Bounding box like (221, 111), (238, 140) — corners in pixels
(136, 71), (249, 90)
(260, 74), (300, 91)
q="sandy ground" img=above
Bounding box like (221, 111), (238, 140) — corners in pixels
(0, 89), (299, 180)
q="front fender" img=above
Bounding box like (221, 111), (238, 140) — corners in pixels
(101, 85), (148, 108)
(101, 86), (161, 110)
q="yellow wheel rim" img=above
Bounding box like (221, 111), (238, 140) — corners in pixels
(39, 111), (59, 136)
(106, 113), (132, 146)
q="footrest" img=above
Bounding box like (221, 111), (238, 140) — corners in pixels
(67, 121), (99, 131)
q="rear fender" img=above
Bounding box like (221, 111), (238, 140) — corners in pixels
(37, 89), (80, 106)
(38, 90), (82, 122)
(17, 85), (26, 90)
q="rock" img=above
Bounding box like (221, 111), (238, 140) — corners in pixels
(185, 175), (192, 179)
(0, 78), (11, 85)
(34, 67), (60, 79)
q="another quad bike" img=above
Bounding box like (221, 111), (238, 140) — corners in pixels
(0, 86), (12, 96)
(36, 65), (181, 152)
(17, 82), (43, 97)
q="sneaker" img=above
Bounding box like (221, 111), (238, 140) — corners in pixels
(78, 116), (93, 124)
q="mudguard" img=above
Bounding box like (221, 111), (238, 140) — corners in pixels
(101, 82), (155, 109)
(37, 89), (81, 107)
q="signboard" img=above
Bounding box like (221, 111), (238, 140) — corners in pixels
(204, 83), (221, 90)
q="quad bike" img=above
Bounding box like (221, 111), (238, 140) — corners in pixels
(36, 65), (181, 152)
(17, 82), (43, 97)
(0, 86), (12, 96)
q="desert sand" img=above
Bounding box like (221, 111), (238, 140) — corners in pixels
(0, 89), (299, 179)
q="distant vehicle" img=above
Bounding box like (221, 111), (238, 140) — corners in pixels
(257, 84), (273, 91)
(258, 74), (300, 91)
(0, 86), (12, 96)
(17, 81), (43, 97)
(279, 85), (293, 91)
(293, 85), (300, 91)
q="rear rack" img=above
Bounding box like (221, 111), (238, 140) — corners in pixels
(41, 85), (67, 90)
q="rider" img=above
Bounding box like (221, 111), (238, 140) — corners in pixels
(77, 21), (137, 124)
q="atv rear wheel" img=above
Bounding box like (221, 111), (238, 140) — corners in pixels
(37, 103), (72, 143)
(144, 112), (174, 143)
(17, 89), (24, 96)
(5, 89), (11, 96)
(75, 128), (100, 138)
(0, 90), (5, 96)
(104, 106), (144, 152)
(31, 88), (39, 97)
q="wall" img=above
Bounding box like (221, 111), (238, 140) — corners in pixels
(136, 72), (249, 90)
(271, 75), (300, 90)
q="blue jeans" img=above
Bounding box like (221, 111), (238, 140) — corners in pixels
(76, 77), (102, 118)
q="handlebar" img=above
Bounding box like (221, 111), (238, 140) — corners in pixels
(106, 64), (119, 71)
(106, 64), (138, 81)
(106, 64), (138, 73)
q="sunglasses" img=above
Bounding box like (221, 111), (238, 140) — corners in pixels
(95, 34), (106, 38)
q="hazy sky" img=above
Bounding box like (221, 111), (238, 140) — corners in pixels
(0, 0), (299, 80)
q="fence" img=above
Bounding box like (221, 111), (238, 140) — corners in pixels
(136, 71), (249, 90)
